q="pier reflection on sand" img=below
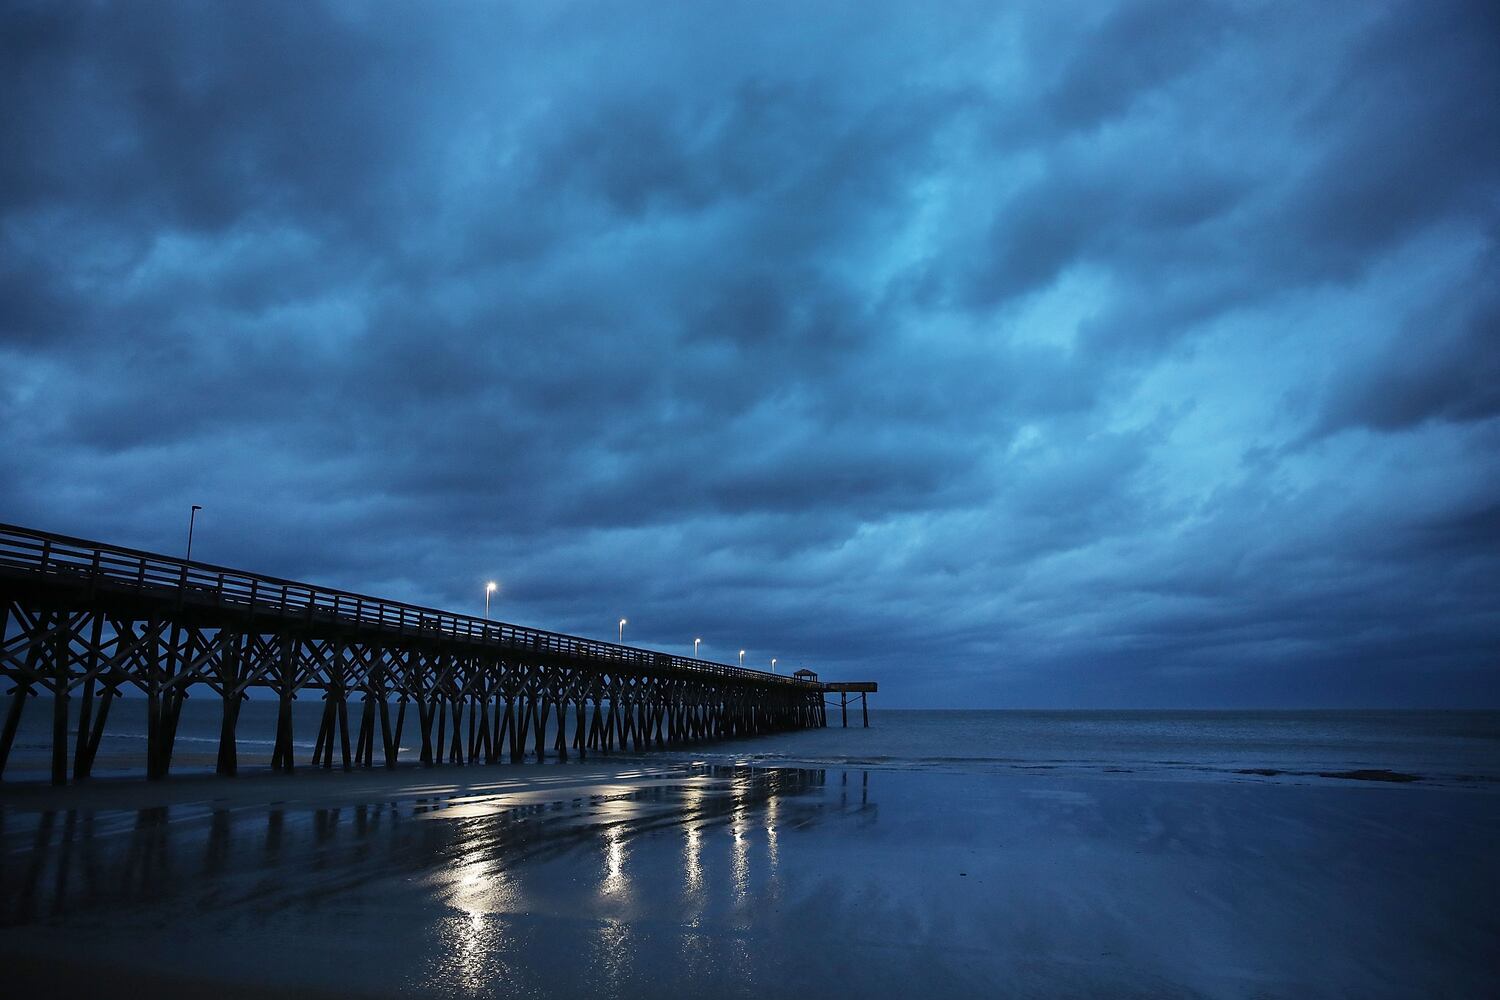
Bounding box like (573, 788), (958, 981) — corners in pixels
(1, 765), (873, 998)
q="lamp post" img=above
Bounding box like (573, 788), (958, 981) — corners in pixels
(771, 657), (777, 673)
(739, 649), (745, 667)
(485, 581), (497, 619)
(619, 618), (627, 643)
(693, 637), (702, 659)
(186, 505), (202, 561)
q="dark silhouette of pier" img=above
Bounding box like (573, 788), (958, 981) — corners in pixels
(0, 523), (875, 785)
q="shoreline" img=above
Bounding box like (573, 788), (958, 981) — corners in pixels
(4, 749), (1496, 813)
(0, 758), (693, 812)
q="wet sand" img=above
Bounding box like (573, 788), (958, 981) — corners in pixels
(2, 763), (1495, 999)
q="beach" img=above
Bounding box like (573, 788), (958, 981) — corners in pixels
(3, 727), (1497, 999)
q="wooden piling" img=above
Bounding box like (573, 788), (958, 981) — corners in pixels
(272, 691), (295, 772)
(488, 692), (503, 764)
(337, 694), (352, 770)
(418, 696), (434, 766)
(270, 635), (296, 773)
(355, 696), (374, 767)
(575, 697), (587, 758)
(1, 683), (31, 780)
(217, 693), (242, 776)
(51, 609), (70, 786)
(313, 697), (334, 768)
(81, 686), (115, 778)
(216, 630), (242, 776)
(447, 697), (463, 765)
(534, 696), (550, 761)
(72, 614), (104, 780)
(389, 696), (406, 767)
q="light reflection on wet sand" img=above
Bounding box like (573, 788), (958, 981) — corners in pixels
(442, 853), (519, 994)
(729, 794), (749, 907)
(681, 808), (704, 896)
(600, 822), (629, 899)
(765, 794), (780, 873)
(0, 764), (835, 997)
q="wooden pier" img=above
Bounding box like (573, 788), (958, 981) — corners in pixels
(0, 523), (876, 784)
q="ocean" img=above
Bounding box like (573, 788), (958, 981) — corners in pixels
(660, 708), (1500, 787)
(4, 696), (1497, 788)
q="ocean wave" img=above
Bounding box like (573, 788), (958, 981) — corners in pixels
(625, 748), (1499, 789)
(100, 732), (320, 750)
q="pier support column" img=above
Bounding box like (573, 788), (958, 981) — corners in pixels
(217, 692), (242, 776)
(354, 696), (374, 767)
(514, 695), (529, 761)
(387, 696), (406, 767)
(313, 696), (336, 768)
(534, 696), (550, 761)
(594, 696), (607, 751)
(488, 693), (504, 764)
(271, 691), (295, 772)
(270, 636), (297, 772)
(418, 697), (434, 766)
(1, 684), (32, 780)
(506, 697), (522, 763)
(337, 693), (352, 770)
(497, 696), (513, 763)
(215, 630), (243, 776)
(52, 609), (71, 786)
(476, 694), (491, 764)
(79, 686), (116, 779)
(72, 614), (104, 780)
(574, 697), (586, 759)
(448, 697), (463, 765)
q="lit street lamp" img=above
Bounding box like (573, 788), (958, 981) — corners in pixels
(485, 581), (498, 619)
(739, 649), (745, 667)
(186, 505), (202, 561)
(619, 618), (628, 643)
(694, 637), (702, 659)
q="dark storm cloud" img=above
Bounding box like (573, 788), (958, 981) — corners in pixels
(2, 0), (1497, 706)
(1046, 0), (1232, 129)
(1308, 254), (1500, 438)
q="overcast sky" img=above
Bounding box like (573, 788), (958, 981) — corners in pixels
(2, 1), (1496, 707)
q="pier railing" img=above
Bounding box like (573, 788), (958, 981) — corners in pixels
(0, 522), (812, 688)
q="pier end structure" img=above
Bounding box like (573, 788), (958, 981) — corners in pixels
(823, 681), (878, 727)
